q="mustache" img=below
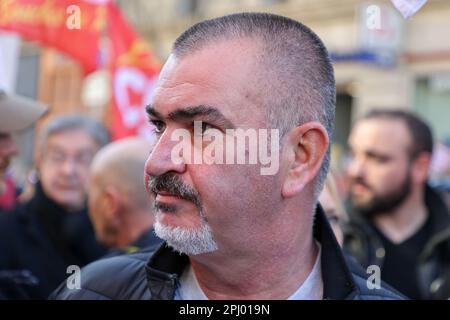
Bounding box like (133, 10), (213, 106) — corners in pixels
(350, 177), (372, 190)
(148, 172), (202, 209)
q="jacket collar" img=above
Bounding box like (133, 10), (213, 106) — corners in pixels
(419, 185), (450, 261)
(145, 206), (357, 300)
(424, 185), (450, 235)
(145, 243), (188, 299)
(348, 184), (450, 260)
(314, 205), (358, 299)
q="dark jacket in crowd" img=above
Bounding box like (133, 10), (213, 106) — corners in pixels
(102, 228), (162, 259)
(344, 185), (450, 300)
(50, 206), (403, 300)
(0, 181), (106, 299)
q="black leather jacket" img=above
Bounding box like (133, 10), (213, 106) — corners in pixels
(0, 182), (106, 299)
(50, 206), (403, 300)
(344, 185), (450, 299)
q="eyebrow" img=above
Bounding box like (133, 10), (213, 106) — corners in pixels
(146, 104), (235, 129)
(365, 149), (392, 161)
(47, 145), (95, 154)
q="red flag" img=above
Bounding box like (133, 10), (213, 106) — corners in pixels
(0, 0), (161, 139)
(107, 4), (160, 140)
(0, 0), (108, 73)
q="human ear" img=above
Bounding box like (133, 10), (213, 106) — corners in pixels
(281, 122), (329, 198)
(411, 152), (431, 185)
(103, 187), (123, 227)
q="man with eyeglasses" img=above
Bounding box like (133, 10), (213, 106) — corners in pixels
(0, 114), (110, 299)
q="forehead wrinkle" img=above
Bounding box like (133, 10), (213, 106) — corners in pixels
(167, 105), (235, 128)
(152, 44), (266, 128)
(150, 81), (218, 115)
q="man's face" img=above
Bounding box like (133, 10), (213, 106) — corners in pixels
(347, 119), (413, 217)
(88, 175), (117, 247)
(0, 132), (19, 193)
(145, 40), (281, 255)
(39, 129), (99, 211)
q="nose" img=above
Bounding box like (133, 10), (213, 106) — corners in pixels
(145, 130), (187, 179)
(60, 158), (77, 177)
(347, 155), (365, 179)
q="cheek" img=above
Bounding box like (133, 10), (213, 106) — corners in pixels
(195, 164), (277, 223)
(369, 164), (406, 192)
(367, 164), (396, 184)
(39, 168), (57, 191)
(97, 215), (107, 235)
(144, 174), (151, 193)
(90, 198), (104, 227)
(90, 211), (101, 232)
(88, 194), (97, 215)
(78, 169), (91, 186)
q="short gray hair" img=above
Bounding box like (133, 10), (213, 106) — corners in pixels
(39, 114), (110, 151)
(173, 13), (336, 196)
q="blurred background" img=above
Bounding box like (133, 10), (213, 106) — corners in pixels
(1, 0), (450, 189)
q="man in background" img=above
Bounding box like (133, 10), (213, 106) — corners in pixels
(89, 137), (161, 256)
(0, 114), (109, 299)
(0, 90), (47, 213)
(0, 90), (47, 299)
(345, 109), (450, 299)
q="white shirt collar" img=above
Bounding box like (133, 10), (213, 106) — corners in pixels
(174, 243), (323, 300)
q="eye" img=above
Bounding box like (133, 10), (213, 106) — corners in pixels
(47, 152), (65, 163)
(150, 119), (166, 134)
(76, 152), (94, 166)
(192, 121), (217, 137)
(201, 122), (215, 134)
(368, 154), (389, 164)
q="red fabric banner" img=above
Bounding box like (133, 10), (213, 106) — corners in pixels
(107, 4), (160, 140)
(0, 0), (161, 139)
(0, 0), (107, 73)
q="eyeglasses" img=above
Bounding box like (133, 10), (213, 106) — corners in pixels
(43, 150), (94, 168)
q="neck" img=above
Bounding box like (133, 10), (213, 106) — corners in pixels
(117, 210), (154, 248)
(189, 219), (319, 299)
(373, 186), (428, 243)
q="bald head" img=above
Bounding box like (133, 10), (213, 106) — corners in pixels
(89, 137), (157, 248)
(90, 137), (155, 211)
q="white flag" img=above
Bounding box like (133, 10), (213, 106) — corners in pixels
(390, 0), (428, 19)
(0, 31), (21, 93)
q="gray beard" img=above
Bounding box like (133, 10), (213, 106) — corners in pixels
(154, 212), (218, 255)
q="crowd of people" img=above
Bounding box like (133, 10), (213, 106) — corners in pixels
(0, 12), (449, 300)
